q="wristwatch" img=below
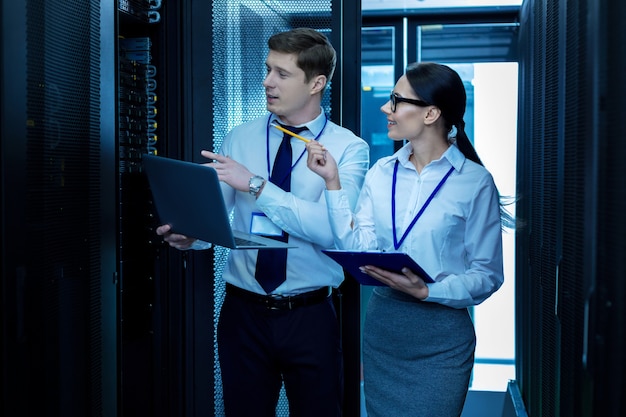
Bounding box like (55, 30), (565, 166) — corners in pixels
(248, 175), (266, 197)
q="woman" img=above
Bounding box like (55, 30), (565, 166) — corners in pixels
(306, 62), (510, 416)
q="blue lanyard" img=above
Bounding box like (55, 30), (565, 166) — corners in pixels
(392, 160), (454, 250)
(265, 114), (328, 178)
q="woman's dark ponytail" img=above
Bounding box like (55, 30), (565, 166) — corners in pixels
(454, 120), (483, 167)
(454, 120), (515, 228)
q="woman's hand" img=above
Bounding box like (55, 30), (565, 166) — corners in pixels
(305, 141), (341, 190)
(360, 265), (430, 300)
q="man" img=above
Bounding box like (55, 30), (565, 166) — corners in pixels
(157, 27), (369, 416)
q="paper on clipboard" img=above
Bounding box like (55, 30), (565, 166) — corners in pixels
(321, 250), (435, 286)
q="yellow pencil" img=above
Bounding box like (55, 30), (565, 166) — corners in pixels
(271, 124), (310, 143)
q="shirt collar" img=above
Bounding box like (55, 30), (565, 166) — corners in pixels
(443, 144), (466, 172)
(383, 141), (466, 172)
(380, 142), (412, 167)
(269, 107), (327, 138)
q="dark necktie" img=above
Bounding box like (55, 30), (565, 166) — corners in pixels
(254, 125), (307, 293)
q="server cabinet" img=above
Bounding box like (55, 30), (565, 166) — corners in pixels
(1, 0), (117, 416)
(516, 0), (626, 416)
(115, 1), (191, 416)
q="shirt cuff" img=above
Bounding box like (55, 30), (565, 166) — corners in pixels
(190, 239), (212, 250)
(324, 188), (351, 211)
(255, 180), (279, 206)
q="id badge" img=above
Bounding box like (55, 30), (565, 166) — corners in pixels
(250, 212), (284, 237)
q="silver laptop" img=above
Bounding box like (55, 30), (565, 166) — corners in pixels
(142, 154), (295, 249)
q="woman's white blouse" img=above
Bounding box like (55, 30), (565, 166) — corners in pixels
(325, 143), (504, 309)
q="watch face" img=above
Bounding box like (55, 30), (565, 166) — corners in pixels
(249, 176), (264, 195)
(250, 176), (262, 187)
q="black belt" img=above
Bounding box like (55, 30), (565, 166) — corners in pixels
(225, 283), (332, 310)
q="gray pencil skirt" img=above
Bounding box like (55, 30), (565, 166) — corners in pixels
(362, 287), (476, 417)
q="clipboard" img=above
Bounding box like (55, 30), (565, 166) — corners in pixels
(321, 250), (435, 286)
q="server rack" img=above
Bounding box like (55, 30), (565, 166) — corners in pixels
(516, 0), (626, 415)
(115, 1), (192, 416)
(1, 0), (118, 416)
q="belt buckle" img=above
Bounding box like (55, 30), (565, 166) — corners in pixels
(267, 294), (289, 310)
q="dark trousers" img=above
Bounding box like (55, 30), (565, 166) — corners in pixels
(217, 289), (343, 417)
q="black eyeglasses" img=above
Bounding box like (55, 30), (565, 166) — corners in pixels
(389, 92), (430, 112)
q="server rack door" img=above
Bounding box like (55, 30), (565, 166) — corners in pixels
(1, 0), (118, 416)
